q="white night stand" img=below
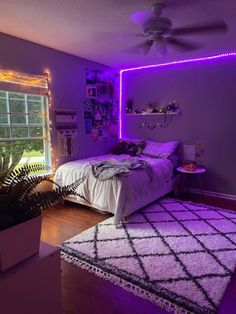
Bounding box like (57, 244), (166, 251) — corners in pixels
(176, 166), (207, 196)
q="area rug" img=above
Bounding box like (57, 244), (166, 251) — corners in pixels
(60, 198), (236, 314)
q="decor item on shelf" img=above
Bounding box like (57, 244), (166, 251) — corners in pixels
(126, 99), (133, 113)
(126, 100), (181, 115)
(134, 109), (143, 114)
(84, 69), (118, 142)
(0, 162), (84, 271)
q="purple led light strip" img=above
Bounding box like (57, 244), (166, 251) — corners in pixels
(119, 52), (236, 139)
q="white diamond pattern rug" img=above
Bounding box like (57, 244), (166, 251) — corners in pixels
(60, 198), (236, 314)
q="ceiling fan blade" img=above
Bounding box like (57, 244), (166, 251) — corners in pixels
(125, 41), (153, 55)
(166, 37), (203, 51)
(142, 41), (153, 55)
(92, 31), (145, 41)
(172, 19), (228, 36)
(131, 10), (152, 25)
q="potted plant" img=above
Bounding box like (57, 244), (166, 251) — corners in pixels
(0, 164), (84, 271)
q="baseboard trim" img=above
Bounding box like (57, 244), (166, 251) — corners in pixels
(184, 188), (236, 201)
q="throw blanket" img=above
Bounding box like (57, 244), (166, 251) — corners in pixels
(91, 158), (153, 181)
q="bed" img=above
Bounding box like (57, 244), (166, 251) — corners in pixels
(54, 140), (179, 224)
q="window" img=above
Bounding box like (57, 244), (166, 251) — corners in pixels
(0, 90), (51, 173)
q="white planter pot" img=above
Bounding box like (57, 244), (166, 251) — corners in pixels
(0, 215), (42, 271)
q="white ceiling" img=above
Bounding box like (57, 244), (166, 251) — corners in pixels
(0, 0), (236, 69)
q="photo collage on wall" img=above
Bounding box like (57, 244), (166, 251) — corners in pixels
(84, 69), (118, 142)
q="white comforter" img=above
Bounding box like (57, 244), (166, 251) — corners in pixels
(54, 154), (173, 224)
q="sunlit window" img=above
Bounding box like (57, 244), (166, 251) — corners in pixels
(0, 90), (51, 174)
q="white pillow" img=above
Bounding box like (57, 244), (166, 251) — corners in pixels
(143, 140), (179, 159)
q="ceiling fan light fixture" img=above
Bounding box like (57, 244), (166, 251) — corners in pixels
(142, 17), (172, 36)
(156, 39), (167, 54)
(152, 2), (165, 17)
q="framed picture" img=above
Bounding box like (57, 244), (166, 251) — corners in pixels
(86, 69), (97, 85)
(85, 119), (92, 134)
(87, 85), (97, 98)
(84, 111), (92, 119)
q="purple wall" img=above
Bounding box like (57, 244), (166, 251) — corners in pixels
(122, 58), (236, 196)
(0, 32), (117, 161)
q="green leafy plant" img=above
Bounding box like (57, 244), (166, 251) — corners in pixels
(0, 140), (44, 182)
(0, 164), (85, 231)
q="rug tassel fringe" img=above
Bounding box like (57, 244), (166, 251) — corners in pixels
(61, 252), (190, 314)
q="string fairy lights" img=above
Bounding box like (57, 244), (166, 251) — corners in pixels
(44, 69), (57, 173)
(0, 69), (47, 88)
(119, 52), (236, 139)
(44, 69), (52, 106)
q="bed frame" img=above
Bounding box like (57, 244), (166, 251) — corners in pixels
(63, 178), (174, 220)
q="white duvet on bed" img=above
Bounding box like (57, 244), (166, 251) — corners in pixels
(54, 154), (173, 224)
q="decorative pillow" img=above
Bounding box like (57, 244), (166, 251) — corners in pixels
(143, 140), (179, 159)
(126, 140), (146, 156)
(110, 141), (128, 155)
(110, 140), (146, 156)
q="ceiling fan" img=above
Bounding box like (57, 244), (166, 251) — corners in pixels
(126, 1), (228, 55)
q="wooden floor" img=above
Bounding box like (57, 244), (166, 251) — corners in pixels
(41, 201), (112, 246)
(41, 194), (236, 314)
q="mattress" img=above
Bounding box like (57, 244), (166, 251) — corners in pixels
(54, 154), (173, 224)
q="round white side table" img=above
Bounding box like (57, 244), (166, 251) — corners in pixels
(176, 166), (207, 195)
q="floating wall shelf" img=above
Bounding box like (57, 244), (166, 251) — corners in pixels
(125, 112), (180, 116)
(125, 111), (181, 129)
